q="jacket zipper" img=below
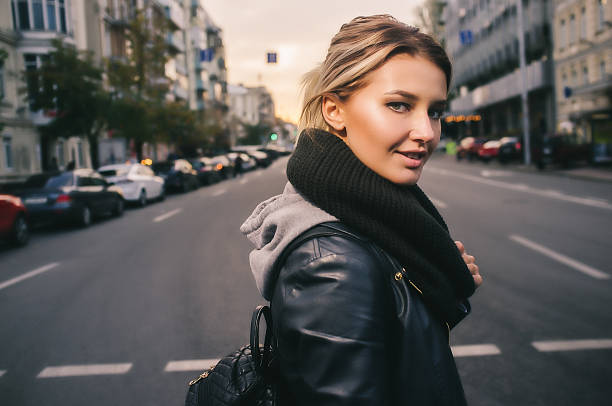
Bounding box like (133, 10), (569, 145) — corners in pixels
(395, 267), (451, 345)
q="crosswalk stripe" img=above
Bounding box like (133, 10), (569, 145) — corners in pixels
(532, 339), (612, 352)
(165, 359), (221, 372)
(451, 344), (501, 357)
(37, 363), (133, 378)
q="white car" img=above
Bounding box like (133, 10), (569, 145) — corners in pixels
(98, 163), (165, 206)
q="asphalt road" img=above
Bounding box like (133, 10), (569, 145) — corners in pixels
(1, 153), (611, 405)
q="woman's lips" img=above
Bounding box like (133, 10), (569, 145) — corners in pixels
(396, 151), (427, 168)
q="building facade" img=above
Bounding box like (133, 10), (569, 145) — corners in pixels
(1, 0), (95, 184)
(444, 0), (556, 145)
(553, 0), (611, 163)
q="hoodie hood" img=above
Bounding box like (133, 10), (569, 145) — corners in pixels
(240, 182), (337, 300)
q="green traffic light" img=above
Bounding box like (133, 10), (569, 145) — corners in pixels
(270, 133), (278, 141)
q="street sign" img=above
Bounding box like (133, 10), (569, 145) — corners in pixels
(267, 52), (277, 64)
(200, 48), (214, 62)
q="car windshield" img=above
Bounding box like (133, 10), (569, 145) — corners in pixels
(99, 168), (129, 177)
(44, 173), (74, 188)
(151, 162), (173, 173)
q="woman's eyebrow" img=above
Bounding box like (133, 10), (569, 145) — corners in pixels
(384, 90), (447, 106)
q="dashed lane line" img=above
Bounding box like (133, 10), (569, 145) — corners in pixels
(239, 178), (248, 185)
(427, 167), (612, 210)
(37, 363), (133, 378)
(532, 339), (612, 352)
(451, 344), (501, 357)
(211, 189), (226, 197)
(153, 208), (182, 223)
(0, 262), (60, 292)
(430, 197), (448, 209)
(0, 370), (5, 378)
(164, 359), (221, 372)
(509, 235), (610, 280)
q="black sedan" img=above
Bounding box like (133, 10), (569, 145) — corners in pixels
(17, 169), (124, 228)
(151, 159), (199, 193)
(188, 157), (222, 186)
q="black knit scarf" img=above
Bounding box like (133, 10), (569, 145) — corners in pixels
(287, 129), (475, 326)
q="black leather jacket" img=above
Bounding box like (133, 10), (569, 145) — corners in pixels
(271, 222), (470, 405)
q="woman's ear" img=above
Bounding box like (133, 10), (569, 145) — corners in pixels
(321, 94), (346, 134)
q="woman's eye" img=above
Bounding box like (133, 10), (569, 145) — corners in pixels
(387, 102), (411, 112)
(429, 110), (444, 120)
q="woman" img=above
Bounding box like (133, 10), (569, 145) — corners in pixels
(241, 15), (482, 405)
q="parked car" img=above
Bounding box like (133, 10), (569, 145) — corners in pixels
(17, 169), (124, 228)
(246, 150), (272, 168)
(189, 157), (222, 185)
(497, 137), (522, 163)
(98, 163), (165, 206)
(227, 152), (257, 172)
(533, 133), (592, 169)
(151, 159), (199, 193)
(0, 194), (29, 246)
(478, 140), (502, 162)
(209, 155), (234, 180)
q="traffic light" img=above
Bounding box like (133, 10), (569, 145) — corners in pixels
(270, 133), (278, 141)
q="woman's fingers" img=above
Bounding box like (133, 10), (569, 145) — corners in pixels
(455, 240), (465, 254)
(456, 240), (482, 288)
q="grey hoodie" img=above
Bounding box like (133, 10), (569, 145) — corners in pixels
(240, 182), (337, 300)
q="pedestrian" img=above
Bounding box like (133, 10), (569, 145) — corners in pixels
(240, 15), (482, 405)
(233, 154), (243, 177)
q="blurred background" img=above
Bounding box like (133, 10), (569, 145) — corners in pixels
(0, 0), (611, 405)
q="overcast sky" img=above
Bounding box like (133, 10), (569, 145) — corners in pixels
(203, 1), (424, 124)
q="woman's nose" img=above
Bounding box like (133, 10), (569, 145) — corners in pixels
(409, 111), (435, 143)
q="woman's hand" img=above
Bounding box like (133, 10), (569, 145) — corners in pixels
(455, 241), (483, 288)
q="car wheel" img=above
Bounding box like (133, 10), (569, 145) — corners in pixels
(138, 190), (147, 207)
(113, 198), (124, 217)
(79, 206), (92, 227)
(11, 214), (29, 246)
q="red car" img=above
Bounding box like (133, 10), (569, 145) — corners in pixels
(0, 194), (29, 246)
(478, 140), (502, 162)
(456, 137), (487, 161)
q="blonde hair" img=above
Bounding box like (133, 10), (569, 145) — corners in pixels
(298, 15), (452, 134)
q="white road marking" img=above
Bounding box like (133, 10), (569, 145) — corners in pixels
(481, 170), (513, 177)
(212, 189), (226, 197)
(451, 344), (501, 357)
(239, 178), (248, 185)
(0, 370), (5, 377)
(532, 339), (612, 352)
(255, 171), (262, 177)
(153, 208), (182, 223)
(0, 262), (60, 292)
(430, 198), (448, 209)
(428, 167), (612, 210)
(37, 363), (132, 378)
(165, 359), (221, 372)
(509, 235), (610, 280)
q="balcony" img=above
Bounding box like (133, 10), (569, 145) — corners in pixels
(156, 0), (185, 30)
(167, 32), (185, 53)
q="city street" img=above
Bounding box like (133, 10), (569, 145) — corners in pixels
(1, 154), (611, 405)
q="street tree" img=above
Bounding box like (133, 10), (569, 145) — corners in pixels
(23, 39), (108, 169)
(106, 7), (171, 160)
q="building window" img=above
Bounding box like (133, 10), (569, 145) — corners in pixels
(580, 7), (587, 39)
(16, 0), (31, 30)
(599, 0), (605, 30)
(560, 19), (566, 49)
(601, 60), (607, 79)
(47, 0), (57, 31)
(571, 69), (577, 85)
(0, 59), (4, 100)
(59, 0), (66, 33)
(583, 65), (589, 85)
(569, 14), (576, 44)
(3, 136), (13, 170)
(32, 0), (44, 29)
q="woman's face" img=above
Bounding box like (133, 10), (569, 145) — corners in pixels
(335, 54), (447, 185)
